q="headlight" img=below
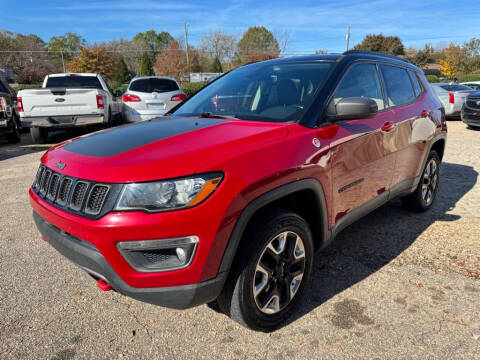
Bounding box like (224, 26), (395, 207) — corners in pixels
(115, 173), (223, 212)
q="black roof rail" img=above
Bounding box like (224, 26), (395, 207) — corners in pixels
(342, 50), (412, 64)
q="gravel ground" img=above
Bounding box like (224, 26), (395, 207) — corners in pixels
(0, 122), (479, 359)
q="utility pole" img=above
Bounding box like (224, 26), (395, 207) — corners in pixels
(61, 51), (65, 73)
(184, 22), (190, 80)
(346, 25), (351, 51)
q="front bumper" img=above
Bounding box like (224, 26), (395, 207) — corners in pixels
(21, 114), (105, 128)
(461, 108), (480, 126)
(33, 211), (226, 309)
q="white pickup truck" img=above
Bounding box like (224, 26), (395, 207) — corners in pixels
(17, 73), (122, 143)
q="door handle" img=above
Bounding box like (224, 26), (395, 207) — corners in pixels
(381, 121), (396, 132)
(421, 109), (431, 118)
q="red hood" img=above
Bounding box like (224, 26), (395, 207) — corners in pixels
(41, 117), (289, 183)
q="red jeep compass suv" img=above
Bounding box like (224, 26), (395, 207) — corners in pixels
(30, 51), (446, 331)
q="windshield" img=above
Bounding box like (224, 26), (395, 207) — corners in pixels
(173, 61), (334, 122)
(45, 76), (102, 89)
(129, 78), (179, 93)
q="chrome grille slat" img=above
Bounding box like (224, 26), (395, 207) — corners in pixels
(56, 177), (73, 206)
(46, 174), (60, 201)
(84, 184), (110, 215)
(40, 169), (52, 195)
(69, 181), (90, 211)
(34, 165), (45, 190)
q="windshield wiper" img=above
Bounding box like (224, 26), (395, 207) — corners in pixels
(200, 112), (238, 119)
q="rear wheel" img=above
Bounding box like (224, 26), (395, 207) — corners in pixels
(217, 209), (314, 332)
(106, 107), (113, 127)
(30, 127), (48, 144)
(401, 150), (440, 212)
(5, 117), (20, 143)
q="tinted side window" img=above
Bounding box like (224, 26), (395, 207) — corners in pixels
(331, 63), (385, 111)
(0, 80), (8, 93)
(129, 78), (179, 93)
(380, 65), (415, 107)
(408, 70), (423, 97)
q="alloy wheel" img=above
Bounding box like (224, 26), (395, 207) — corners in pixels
(253, 231), (306, 314)
(422, 158), (438, 205)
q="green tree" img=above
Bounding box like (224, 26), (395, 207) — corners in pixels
(48, 32), (85, 68)
(408, 44), (435, 67)
(133, 30), (174, 58)
(354, 34), (405, 55)
(116, 56), (132, 84)
(139, 52), (153, 76)
(210, 57), (222, 72)
(235, 26), (279, 64)
(462, 38), (480, 73)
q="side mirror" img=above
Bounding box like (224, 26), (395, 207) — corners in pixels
(328, 97), (378, 121)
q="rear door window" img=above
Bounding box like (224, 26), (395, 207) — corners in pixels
(380, 65), (415, 107)
(331, 63), (385, 111)
(129, 78), (179, 93)
(408, 70), (423, 97)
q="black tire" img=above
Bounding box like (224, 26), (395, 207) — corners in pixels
(217, 209), (314, 332)
(5, 117), (20, 143)
(30, 127), (48, 144)
(401, 150), (440, 212)
(106, 107), (113, 127)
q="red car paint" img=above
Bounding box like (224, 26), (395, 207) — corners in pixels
(29, 53), (446, 306)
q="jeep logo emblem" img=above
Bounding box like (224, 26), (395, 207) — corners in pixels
(55, 98), (65, 102)
(54, 161), (66, 170)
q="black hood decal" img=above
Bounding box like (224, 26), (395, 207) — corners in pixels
(63, 117), (223, 157)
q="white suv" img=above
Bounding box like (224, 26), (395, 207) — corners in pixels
(122, 76), (186, 122)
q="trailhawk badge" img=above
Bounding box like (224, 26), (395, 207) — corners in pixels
(54, 161), (66, 170)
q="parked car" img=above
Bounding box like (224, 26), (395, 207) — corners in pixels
(461, 81), (480, 91)
(17, 73), (122, 144)
(430, 83), (474, 117)
(122, 76), (186, 122)
(0, 76), (21, 143)
(461, 90), (480, 129)
(30, 51), (446, 332)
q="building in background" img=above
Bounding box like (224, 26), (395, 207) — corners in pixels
(190, 72), (222, 83)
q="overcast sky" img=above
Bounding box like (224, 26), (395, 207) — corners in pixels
(5, 0), (480, 53)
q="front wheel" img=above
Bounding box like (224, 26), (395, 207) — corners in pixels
(401, 150), (440, 212)
(217, 209), (314, 332)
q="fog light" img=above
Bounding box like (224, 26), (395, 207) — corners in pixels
(117, 236), (198, 272)
(176, 247), (187, 263)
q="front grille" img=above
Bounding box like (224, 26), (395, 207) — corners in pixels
(32, 164), (120, 219)
(70, 181), (89, 211)
(466, 98), (480, 110)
